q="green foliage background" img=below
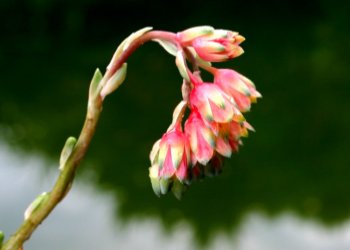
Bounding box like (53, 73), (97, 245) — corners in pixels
(0, 0), (349, 244)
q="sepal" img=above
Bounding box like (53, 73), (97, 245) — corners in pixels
(153, 39), (177, 56)
(171, 180), (188, 200)
(160, 178), (171, 195)
(175, 51), (190, 81)
(166, 100), (187, 132)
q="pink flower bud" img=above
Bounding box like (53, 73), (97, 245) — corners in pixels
(184, 110), (216, 165)
(191, 30), (245, 62)
(189, 79), (241, 123)
(215, 121), (253, 158)
(214, 69), (261, 112)
(157, 124), (191, 182)
(177, 26), (214, 45)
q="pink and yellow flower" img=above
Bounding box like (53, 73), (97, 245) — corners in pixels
(177, 27), (245, 62)
(191, 30), (245, 62)
(176, 26), (215, 45)
(215, 121), (253, 158)
(149, 123), (191, 197)
(213, 68), (262, 112)
(184, 109), (216, 165)
(189, 78), (242, 123)
(156, 124), (191, 182)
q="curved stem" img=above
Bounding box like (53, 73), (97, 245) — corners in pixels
(105, 30), (177, 79)
(1, 29), (175, 250)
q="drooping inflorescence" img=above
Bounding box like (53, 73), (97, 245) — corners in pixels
(148, 26), (261, 199)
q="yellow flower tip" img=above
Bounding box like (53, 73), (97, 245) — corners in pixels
(233, 113), (245, 123)
(235, 47), (245, 57)
(235, 35), (246, 44)
(240, 127), (249, 137)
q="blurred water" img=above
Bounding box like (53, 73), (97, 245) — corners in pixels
(1, 140), (350, 250)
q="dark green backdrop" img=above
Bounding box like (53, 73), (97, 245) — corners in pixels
(1, 0), (349, 245)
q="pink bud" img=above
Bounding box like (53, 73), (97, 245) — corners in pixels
(190, 30), (245, 62)
(157, 124), (191, 182)
(189, 80), (240, 123)
(214, 69), (261, 112)
(185, 110), (216, 165)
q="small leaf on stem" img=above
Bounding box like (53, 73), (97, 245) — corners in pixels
(175, 51), (190, 82)
(101, 63), (127, 99)
(153, 39), (178, 56)
(88, 68), (103, 99)
(0, 231), (4, 248)
(24, 192), (49, 220)
(59, 137), (77, 170)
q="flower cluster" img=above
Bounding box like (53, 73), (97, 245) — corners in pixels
(149, 26), (261, 199)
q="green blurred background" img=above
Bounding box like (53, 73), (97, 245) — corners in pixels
(0, 0), (349, 246)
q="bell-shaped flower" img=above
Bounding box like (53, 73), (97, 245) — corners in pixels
(191, 29), (245, 62)
(215, 121), (254, 158)
(213, 68), (262, 112)
(189, 78), (241, 123)
(184, 109), (216, 165)
(156, 123), (191, 182)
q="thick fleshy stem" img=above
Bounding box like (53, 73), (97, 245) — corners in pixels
(0, 29), (177, 250)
